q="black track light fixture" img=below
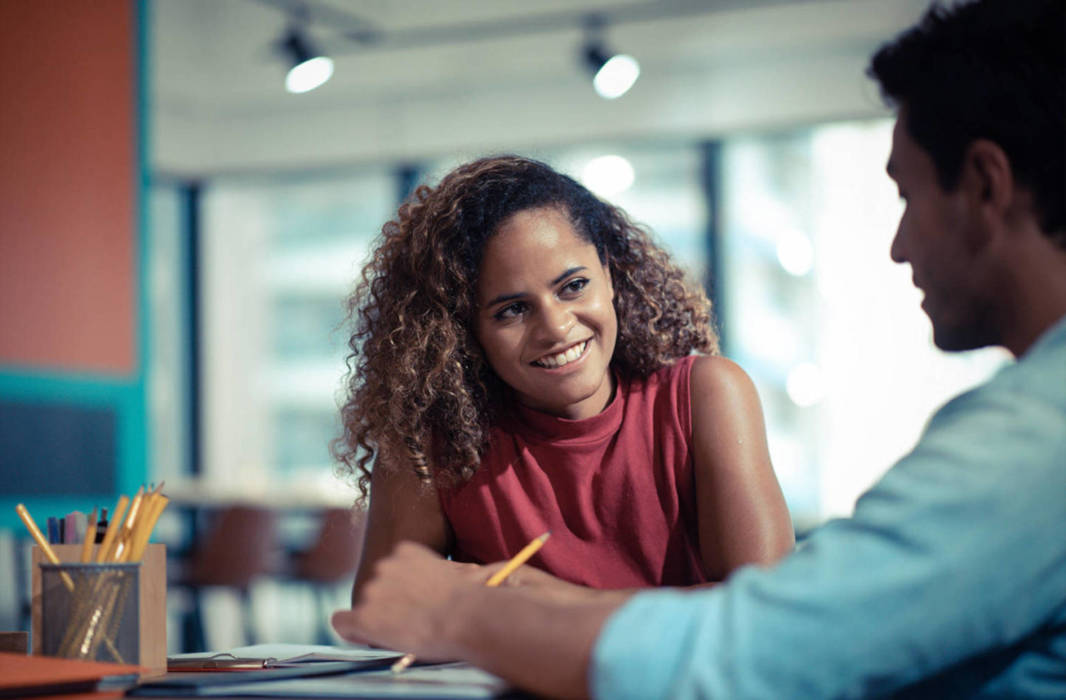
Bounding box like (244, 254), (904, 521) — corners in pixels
(581, 17), (639, 100)
(279, 25), (333, 94)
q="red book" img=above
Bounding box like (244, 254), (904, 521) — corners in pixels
(0, 651), (143, 698)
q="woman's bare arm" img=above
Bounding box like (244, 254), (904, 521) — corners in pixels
(690, 356), (794, 579)
(351, 462), (452, 603)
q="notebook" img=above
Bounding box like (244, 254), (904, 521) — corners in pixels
(167, 643), (403, 670)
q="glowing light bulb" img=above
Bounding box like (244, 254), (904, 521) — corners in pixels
(286, 56), (334, 94)
(593, 54), (640, 99)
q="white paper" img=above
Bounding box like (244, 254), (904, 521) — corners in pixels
(168, 642), (402, 665)
(197, 662), (509, 698)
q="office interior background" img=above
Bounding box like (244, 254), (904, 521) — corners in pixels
(0, 0), (1009, 653)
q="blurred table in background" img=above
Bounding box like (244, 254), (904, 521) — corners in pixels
(162, 478), (355, 511)
(160, 478), (363, 652)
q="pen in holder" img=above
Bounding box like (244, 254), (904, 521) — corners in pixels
(40, 562), (139, 663)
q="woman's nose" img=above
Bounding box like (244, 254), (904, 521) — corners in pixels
(535, 303), (574, 342)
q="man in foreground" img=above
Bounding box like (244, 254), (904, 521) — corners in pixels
(333, 0), (1066, 696)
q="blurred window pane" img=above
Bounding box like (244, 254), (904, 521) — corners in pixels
(720, 119), (1008, 529)
(200, 171), (396, 486)
(147, 183), (189, 483)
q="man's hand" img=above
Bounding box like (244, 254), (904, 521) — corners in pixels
(332, 541), (482, 661)
(332, 541), (624, 699)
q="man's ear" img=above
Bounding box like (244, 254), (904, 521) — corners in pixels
(962, 139), (1015, 216)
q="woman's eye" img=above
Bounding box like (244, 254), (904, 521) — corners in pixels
(561, 278), (589, 296)
(494, 302), (526, 320)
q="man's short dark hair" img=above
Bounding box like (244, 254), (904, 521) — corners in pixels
(868, 0), (1065, 239)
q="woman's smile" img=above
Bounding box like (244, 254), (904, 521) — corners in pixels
(531, 339), (590, 369)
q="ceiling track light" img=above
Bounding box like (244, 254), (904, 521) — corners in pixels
(581, 18), (639, 100)
(279, 25), (333, 94)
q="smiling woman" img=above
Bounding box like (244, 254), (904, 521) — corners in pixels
(474, 208), (618, 421)
(336, 155), (794, 600)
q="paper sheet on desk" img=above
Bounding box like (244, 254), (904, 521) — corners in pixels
(169, 642), (403, 667)
(195, 662), (511, 698)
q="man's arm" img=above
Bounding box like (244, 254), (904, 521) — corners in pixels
(593, 379), (1066, 698)
(333, 541), (620, 699)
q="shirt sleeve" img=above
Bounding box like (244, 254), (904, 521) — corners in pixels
(591, 369), (1066, 699)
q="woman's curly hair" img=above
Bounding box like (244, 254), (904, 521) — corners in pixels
(333, 155), (718, 503)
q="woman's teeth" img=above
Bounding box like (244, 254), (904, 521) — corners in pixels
(534, 341), (587, 368)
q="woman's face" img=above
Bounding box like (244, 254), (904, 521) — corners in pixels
(474, 206), (617, 420)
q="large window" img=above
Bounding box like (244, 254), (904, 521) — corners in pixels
(189, 122), (1007, 527)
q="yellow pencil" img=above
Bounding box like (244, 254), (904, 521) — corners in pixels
(112, 487), (144, 562)
(484, 532), (551, 587)
(391, 531), (550, 673)
(129, 495), (168, 562)
(15, 504), (74, 591)
(123, 490), (154, 562)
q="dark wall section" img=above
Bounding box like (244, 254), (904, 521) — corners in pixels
(0, 400), (117, 496)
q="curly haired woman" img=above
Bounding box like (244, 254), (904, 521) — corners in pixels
(336, 155), (793, 603)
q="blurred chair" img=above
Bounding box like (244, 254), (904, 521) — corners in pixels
(283, 508), (364, 644)
(173, 506), (278, 652)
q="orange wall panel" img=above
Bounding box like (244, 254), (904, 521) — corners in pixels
(0, 0), (137, 375)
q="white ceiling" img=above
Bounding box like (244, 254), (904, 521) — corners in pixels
(149, 0), (930, 177)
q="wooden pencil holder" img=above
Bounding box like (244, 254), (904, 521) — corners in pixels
(31, 543), (166, 672)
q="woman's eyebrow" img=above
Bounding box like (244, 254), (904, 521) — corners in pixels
(483, 266), (589, 308)
(550, 266), (587, 286)
(484, 290), (524, 308)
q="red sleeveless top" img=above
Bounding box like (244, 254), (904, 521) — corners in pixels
(439, 355), (707, 588)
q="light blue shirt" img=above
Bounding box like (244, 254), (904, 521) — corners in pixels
(593, 315), (1066, 699)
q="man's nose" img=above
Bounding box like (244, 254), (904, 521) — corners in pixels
(889, 224), (907, 264)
